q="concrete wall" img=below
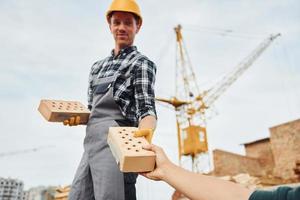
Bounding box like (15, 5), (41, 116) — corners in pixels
(212, 118), (300, 180)
(270, 119), (300, 180)
(213, 149), (266, 176)
(244, 139), (275, 174)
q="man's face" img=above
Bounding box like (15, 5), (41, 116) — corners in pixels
(109, 11), (141, 49)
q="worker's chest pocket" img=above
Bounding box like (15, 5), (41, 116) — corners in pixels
(93, 82), (112, 95)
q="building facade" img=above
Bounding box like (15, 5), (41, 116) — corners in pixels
(0, 177), (24, 200)
(23, 186), (47, 200)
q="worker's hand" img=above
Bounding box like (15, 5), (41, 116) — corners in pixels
(133, 129), (154, 143)
(140, 144), (172, 181)
(63, 116), (81, 126)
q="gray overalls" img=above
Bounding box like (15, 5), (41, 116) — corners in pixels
(69, 56), (142, 200)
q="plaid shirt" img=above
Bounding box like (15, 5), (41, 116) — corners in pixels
(87, 46), (157, 126)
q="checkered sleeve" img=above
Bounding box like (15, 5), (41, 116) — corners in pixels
(133, 58), (157, 121)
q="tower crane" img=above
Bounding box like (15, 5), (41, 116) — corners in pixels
(156, 24), (280, 172)
(0, 145), (54, 158)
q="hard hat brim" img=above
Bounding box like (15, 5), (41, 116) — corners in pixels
(106, 10), (142, 24)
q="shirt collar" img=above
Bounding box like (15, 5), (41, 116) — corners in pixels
(110, 46), (137, 57)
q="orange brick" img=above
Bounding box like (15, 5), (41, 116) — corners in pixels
(38, 99), (90, 124)
(107, 127), (156, 172)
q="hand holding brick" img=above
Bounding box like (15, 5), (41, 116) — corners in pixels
(38, 99), (90, 125)
(107, 127), (156, 172)
(133, 129), (154, 143)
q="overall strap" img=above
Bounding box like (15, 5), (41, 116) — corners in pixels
(89, 59), (105, 87)
(90, 53), (145, 87)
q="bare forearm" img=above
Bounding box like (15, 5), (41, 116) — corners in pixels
(162, 163), (252, 200)
(138, 115), (157, 130)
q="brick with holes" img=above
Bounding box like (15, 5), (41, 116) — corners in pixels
(107, 127), (156, 172)
(38, 99), (90, 124)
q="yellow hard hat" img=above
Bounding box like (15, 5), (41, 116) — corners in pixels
(106, 0), (142, 23)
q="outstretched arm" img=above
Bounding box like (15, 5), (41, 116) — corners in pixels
(138, 115), (157, 130)
(142, 144), (253, 200)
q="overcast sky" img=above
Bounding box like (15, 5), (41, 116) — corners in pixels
(1, 0), (299, 199)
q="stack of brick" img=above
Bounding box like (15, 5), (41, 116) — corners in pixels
(46, 186), (70, 200)
(218, 173), (262, 189)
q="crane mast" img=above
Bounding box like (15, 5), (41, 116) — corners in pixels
(175, 25), (200, 101)
(174, 25), (209, 171)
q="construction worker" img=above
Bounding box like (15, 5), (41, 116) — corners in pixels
(141, 144), (300, 200)
(65, 0), (157, 199)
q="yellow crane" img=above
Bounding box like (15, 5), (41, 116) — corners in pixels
(157, 24), (280, 172)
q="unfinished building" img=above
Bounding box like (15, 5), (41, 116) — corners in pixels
(212, 118), (300, 184)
